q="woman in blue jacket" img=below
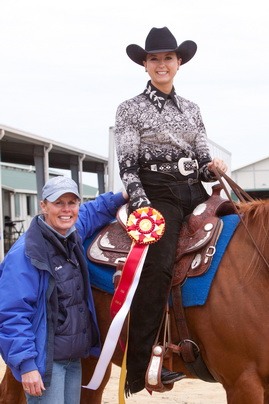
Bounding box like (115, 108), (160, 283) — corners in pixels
(0, 176), (128, 403)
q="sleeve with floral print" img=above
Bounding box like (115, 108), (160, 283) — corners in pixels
(114, 100), (151, 212)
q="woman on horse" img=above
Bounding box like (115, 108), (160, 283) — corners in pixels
(114, 26), (228, 395)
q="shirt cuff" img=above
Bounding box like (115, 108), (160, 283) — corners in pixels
(20, 358), (38, 376)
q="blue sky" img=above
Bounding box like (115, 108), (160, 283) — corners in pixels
(0, 0), (268, 177)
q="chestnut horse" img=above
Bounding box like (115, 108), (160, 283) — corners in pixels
(1, 199), (269, 404)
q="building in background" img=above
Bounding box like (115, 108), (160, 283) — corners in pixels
(231, 157), (269, 199)
(1, 163), (97, 253)
(0, 124), (107, 259)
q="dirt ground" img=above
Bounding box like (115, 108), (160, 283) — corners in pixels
(1, 356), (227, 403)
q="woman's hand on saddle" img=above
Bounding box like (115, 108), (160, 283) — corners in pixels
(21, 370), (46, 397)
(207, 158), (228, 174)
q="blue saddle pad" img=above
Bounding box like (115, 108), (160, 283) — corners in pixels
(84, 234), (116, 295)
(85, 214), (240, 308)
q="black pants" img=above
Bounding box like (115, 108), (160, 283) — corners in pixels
(126, 171), (209, 394)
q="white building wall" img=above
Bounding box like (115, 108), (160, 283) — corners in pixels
(232, 158), (269, 190)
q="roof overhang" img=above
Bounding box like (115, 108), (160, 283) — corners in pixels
(0, 124), (108, 174)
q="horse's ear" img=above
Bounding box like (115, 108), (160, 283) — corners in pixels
(116, 205), (128, 229)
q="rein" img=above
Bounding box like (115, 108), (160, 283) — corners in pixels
(211, 166), (269, 269)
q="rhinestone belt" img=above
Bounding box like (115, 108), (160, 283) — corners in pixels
(142, 157), (198, 176)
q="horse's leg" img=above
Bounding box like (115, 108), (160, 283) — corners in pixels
(0, 366), (26, 404)
(225, 372), (264, 404)
(80, 356), (112, 404)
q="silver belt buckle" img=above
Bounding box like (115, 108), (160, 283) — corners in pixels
(178, 157), (198, 176)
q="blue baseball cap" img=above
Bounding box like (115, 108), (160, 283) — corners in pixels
(42, 176), (81, 202)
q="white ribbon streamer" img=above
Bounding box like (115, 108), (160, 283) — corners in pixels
(83, 245), (149, 390)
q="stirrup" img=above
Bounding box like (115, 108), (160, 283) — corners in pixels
(145, 345), (174, 392)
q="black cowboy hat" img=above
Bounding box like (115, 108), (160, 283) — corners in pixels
(126, 27), (197, 66)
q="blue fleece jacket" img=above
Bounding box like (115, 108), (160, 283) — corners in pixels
(0, 191), (126, 384)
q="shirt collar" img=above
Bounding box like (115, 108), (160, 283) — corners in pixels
(143, 81), (182, 113)
(38, 215), (76, 238)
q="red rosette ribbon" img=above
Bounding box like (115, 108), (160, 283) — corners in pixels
(126, 206), (165, 244)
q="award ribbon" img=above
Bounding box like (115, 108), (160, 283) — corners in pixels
(83, 207), (165, 391)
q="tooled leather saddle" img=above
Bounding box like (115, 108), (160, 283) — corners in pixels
(87, 184), (235, 285)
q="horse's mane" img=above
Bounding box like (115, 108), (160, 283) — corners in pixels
(236, 199), (269, 268)
(236, 199), (269, 226)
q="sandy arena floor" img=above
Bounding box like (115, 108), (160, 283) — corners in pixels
(0, 356), (227, 403)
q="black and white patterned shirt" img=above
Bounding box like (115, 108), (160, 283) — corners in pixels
(114, 81), (214, 209)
